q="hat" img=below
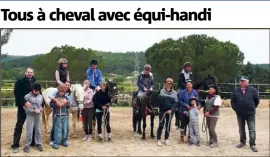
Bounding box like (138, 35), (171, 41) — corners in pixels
(240, 76), (249, 81)
(58, 84), (66, 92)
(185, 79), (192, 84)
(31, 83), (41, 91)
(189, 96), (198, 102)
(165, 78), (173, 84)
(90, 60), (98, 65)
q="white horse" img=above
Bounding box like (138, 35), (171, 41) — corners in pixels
(42, 84), (84, 138)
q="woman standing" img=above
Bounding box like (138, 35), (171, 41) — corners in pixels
(157, 78), (178, 146)
(55, 58), (70, 86)
(203, 85), (222, 148)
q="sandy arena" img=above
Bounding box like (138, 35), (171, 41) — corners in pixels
(1, 101), (269, 156)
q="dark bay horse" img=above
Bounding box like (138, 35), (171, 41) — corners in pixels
(131, 90), (160, 140)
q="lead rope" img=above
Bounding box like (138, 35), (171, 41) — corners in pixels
(159, 112), (173, 135)
(202, 117), (208, 145)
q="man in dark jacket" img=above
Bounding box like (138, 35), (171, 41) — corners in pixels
(231, 76), (260, 152)
(11, 68), (40, 153)
(178, 62), (193, 90)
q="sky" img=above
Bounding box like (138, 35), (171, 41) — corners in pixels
(2, 29), (269, 64)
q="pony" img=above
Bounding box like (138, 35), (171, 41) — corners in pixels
(132, 90), (160, 140)
(42, 84), (84, 138)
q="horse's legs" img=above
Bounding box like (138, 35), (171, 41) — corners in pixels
(142, 116), (146, 140)
(44, 107), (52, 133)
(72, 112), (78, 138)
(132, 108), (136, 132)
(137, 114), (142, 135)
(150, 114), (155, 138)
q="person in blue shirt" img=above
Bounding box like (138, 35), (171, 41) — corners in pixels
(178, 79), (200, 143)
(86, 60), (103, 92)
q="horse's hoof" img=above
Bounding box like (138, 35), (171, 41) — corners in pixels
(137, 131), (142, 135)
(141, 136), (146, 140)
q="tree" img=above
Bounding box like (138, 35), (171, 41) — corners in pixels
(32, 45), (102, 82)
(145, 34), (245, 83)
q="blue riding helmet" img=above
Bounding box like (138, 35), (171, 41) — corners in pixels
(90, 60), (98, 65)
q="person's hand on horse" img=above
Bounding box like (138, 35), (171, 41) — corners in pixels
(167, 110), (172, 114)
(204, 112), (210, 117)
(183, 111), (187, 115)
(24, 102), (32, 108)
(186, 105), (191, 110)
(95, 86), (101, 92)
(102, 106), (107, 110)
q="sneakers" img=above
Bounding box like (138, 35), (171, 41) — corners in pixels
(196, 141), (201, 146)
(61, 141), (68, 147)
(157, 140), (163, 147)
(188, 142), (193, 147)
(52, 144), (59, 149)
(12, 148), (19, 153)
(210, 142), (218, 148)
(82, 135), (89, 141)
(49, 141), (53, 146)
(250, 145), (258, 152)
(23, 146), (30, 153)
(36, 145), (43, 152)
(87, 136), (92, 142)
(164, 140), (170, 146)
(236, 143), (246, 148)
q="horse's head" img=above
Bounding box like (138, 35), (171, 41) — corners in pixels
(70, 84), (84, 111)
(105, 78), (118, 102)
(194, 74), (218, 91)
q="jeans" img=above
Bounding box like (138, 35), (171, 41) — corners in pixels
(53, 115), (68, 145)
(237, 114), (256, 146)
(51, 113), (69, 142)
(157, 111), (172, 140)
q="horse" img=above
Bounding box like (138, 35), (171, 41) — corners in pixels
(132, 90), (160, 140)
(42, 84), (84, 138)
(193, 74), (221, 107)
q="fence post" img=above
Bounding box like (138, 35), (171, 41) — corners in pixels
(46, 81), (48, 88)
(257, 84), (260, 95)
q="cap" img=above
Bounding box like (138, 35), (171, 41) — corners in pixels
(185, 79), (192, 84)
(240, 76), (249, 81)
(165, 78), (173, 84)
(189, 96), (198, 102)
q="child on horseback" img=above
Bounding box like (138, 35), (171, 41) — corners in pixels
(55, 58), (70, 86)
(23, 83), (44, 153)
(82, 80), (94, 142)
(86, 60), (103, 92)
(185, 96), (200, 146)
(50, 84), (70, 149)
(136, 64), (155, 112)
(157, 78), (178, 146)
(93, 82), (112, 142)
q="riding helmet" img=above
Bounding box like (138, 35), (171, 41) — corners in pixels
(189, 96), (198, 102)
(58, 58), (68, 64)
(31, 83), (41, 91)
(184, 62), (192, 67)
(90, 60), (98, 65)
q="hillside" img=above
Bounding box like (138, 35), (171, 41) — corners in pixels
(1, 55), (25, 62)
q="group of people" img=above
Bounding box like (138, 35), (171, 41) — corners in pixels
(10, 58), (260, 153)
(135, 62), (260, 152)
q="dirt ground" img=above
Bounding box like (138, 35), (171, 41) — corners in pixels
(1, 101), (269, 156)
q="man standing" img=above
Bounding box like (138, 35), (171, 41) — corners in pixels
(86, 60), (103, 93)
(231, 76), (260, 152)
(11, 68), (38, 153)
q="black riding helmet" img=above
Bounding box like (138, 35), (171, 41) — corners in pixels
(32, 83), (41, 91)
(184, 62), (192, 68)
(90, 60), (98, 65)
